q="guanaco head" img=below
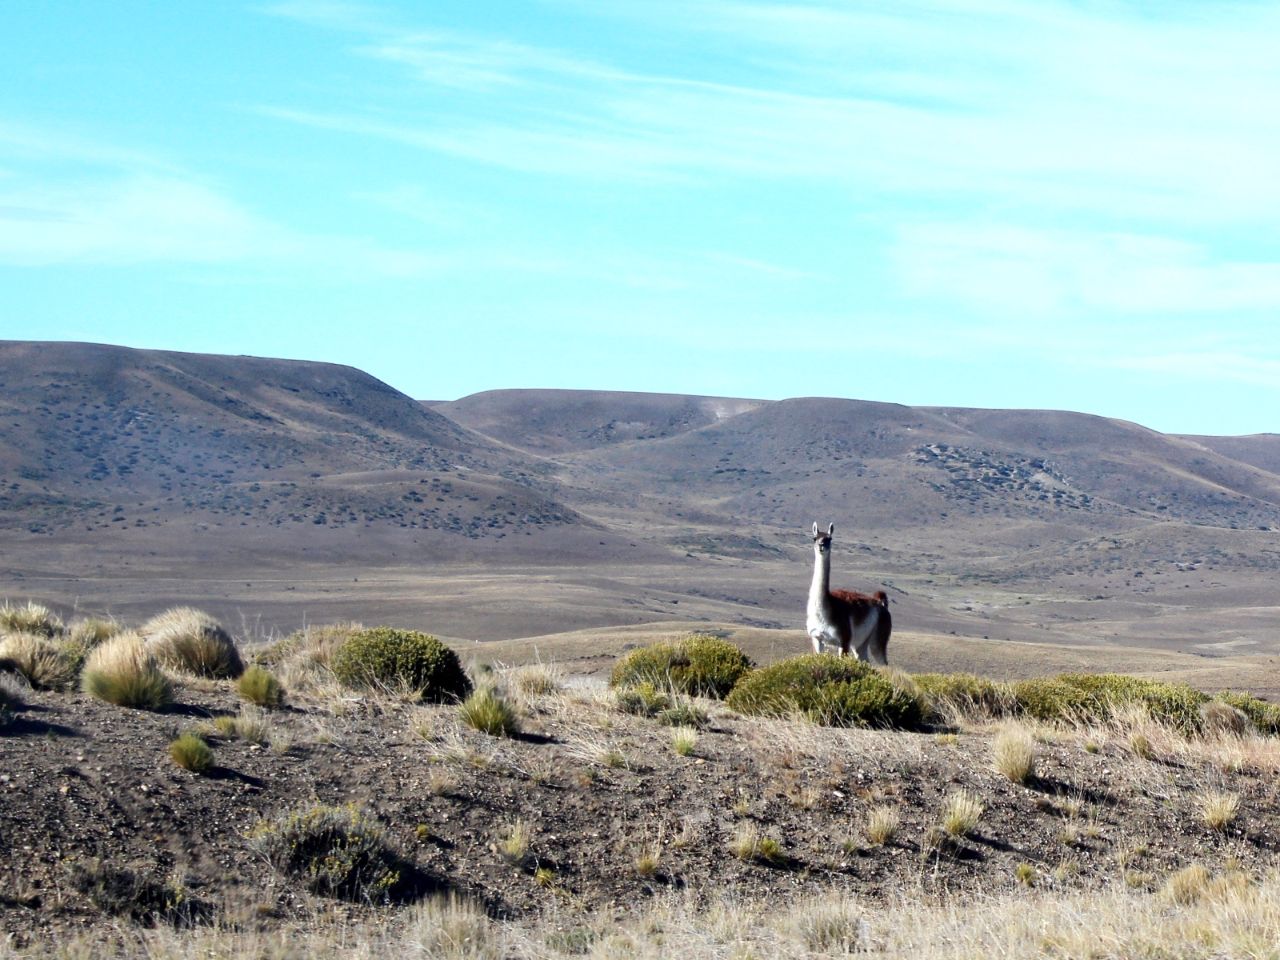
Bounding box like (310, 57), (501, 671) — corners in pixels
(810, 521), (834, 554)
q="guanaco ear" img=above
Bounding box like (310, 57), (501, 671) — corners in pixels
(827, 523), (835, 537)
(811, 521), (819, 537)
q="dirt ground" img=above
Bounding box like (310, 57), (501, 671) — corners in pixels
(4, 627), (1280, 949)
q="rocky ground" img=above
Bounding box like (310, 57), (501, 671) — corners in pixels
(4, 643), (1280, 953)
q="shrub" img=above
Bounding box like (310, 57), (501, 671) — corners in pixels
(142, 608), (244, 679)
(1215, 692), (1280, 735)
(0, 631), (81, 690)
(66, 860), (208, 926)
(725, 654), (924, 729)
(248, 804), (403, 901)
(610, 634), (752, 699)
(331, 627), (471, 703)
(80, 634), (173, 710)
(1010, 677), (1097, 722)
(0, 601), (62, 638)
(170, 733), (213, 773)
(614, 681), (671, 717)
(237, 665), (285, 708)
(458, 687), (520, 737)
(1013, 673), (1209, 732)
(992, 727), (1037, 784)
(913, 672), (1013, 720)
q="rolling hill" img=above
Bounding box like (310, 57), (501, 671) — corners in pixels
(2, 343), (1278, 650)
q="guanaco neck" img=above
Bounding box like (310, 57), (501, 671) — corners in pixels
(809, 543), (831, 612)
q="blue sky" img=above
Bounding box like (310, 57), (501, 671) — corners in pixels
(2, 1), (1278, 435)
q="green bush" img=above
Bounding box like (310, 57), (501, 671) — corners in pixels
(1216, 692), (1280, 735)
(1011, 677), (1100, 722)
(237, 665), (285, 708)
(913, 672), (1013, 720)
(1012, 673), (1209, 731)
(331, 627), (471, 702)
(614, 681), (671, 717)
(725, 654), (924, 729)
(169, 733), (213, 773)
(248, 804), (403, 901)
(610, 634), (752, 699)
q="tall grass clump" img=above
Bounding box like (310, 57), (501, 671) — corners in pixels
(237, 664), (285, 708)
(0, 601), (63, 638)
(992, 726), (1037, 784)
(458, 686), (520, 737)
(80, 634), (173, 710)
(68, 617), (124, 649)
(248, 804), (404, 902)
(941, 790), (985, 838)
(256, 622), (361, 690)
(0, 631), (81, 690)
(725, 654), (924, 729)
(331, 627), (471, 702)
(610, 633), (752, 699)
(169, 733), (213, 773)
(142, 607), (244, 679)
(1198, 790), (1240, 831)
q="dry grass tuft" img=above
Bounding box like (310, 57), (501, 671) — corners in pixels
(169, 732), (213, 773)
(458, 686), (520, 737)
(941, 789), (985, 838)
(728, 822), (786, 865)
(67, 617), (124, 649)
(864, 805), (900, 846)
(237, 664), (285, 708)
(672, 725), (698, 757)
(142, 607), (244, 679)
(1197, 789), (1241, 831)
(497, 819), (531, 866)
(991, 725), (1037, 784)
(1162, 863), (1213, 904)
(80, 633), (173, 710)
(509, 661), (563, 698)
(0, 631), (81, 690)
(0, 601), (62, 638)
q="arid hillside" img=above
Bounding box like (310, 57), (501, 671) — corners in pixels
(2, 341), (1278, 652)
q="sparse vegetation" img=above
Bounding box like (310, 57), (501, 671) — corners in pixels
(80, 634), (173, 710)
(610, 633), (752, 699)
(331, 627), (471, 702)
(142, 607), (244, 679)
(169, 733), (213, 773)
(728, 822), (786, 865)
(65, 860), (206, 926)
(726, 654), (924, 729)
(236, 664), (285, 707)
(248, 804), (403, 901)
(459, 686), (520, 737)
